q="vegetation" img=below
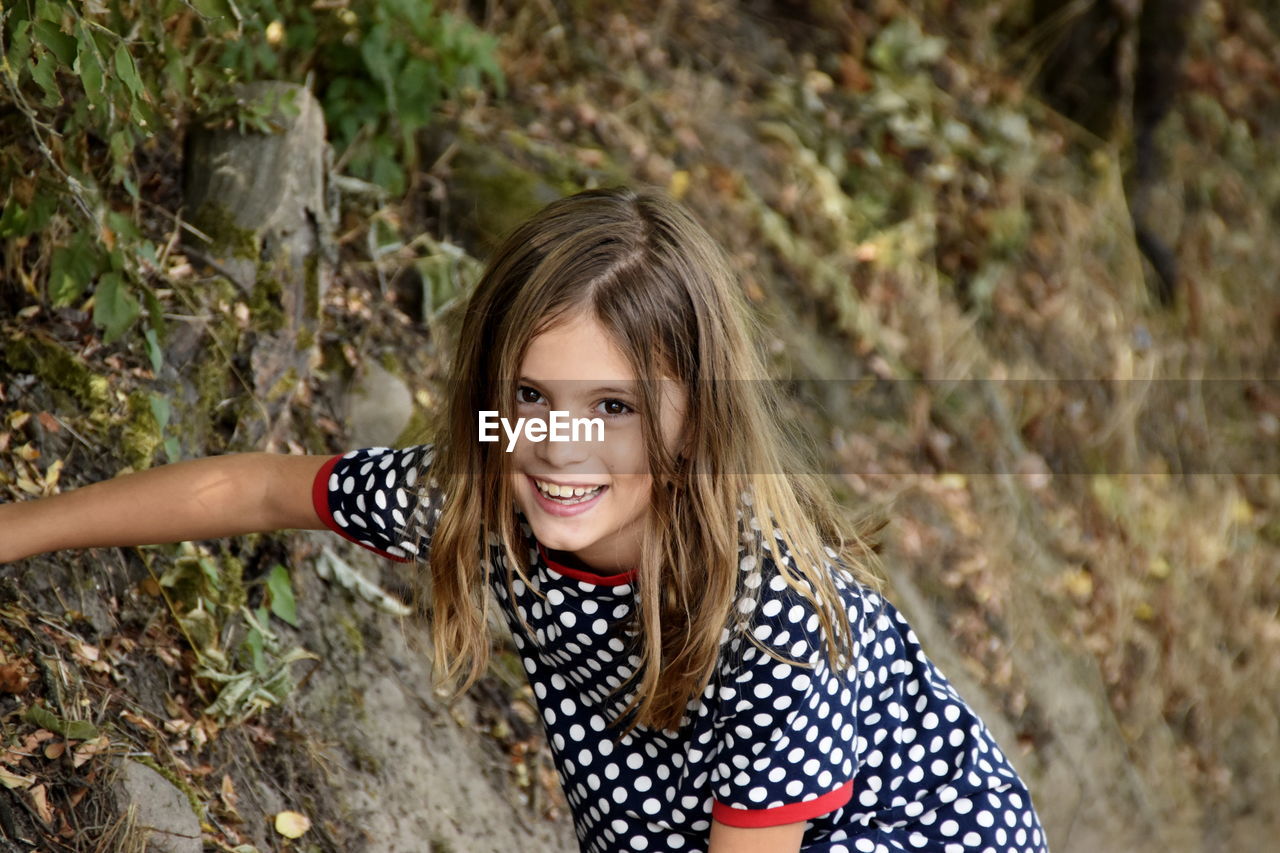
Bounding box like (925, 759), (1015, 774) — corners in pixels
(1, 0), (502, 355)
(1, 0), (1278, 850)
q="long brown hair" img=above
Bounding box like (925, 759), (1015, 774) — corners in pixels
(425, 185), (880, 732)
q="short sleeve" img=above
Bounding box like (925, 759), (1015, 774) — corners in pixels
(708, 556), (860, 828)
(311, 445), (441, 562)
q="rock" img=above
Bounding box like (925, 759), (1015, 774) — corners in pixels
(346, 361), (414, 448)
(114, 760), (202, 853)
(179, 81), (335, 451)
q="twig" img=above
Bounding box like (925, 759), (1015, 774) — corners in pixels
(138, 198), (213, 245)
(46, 414), (94, 452)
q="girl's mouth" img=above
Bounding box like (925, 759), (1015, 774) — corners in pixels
(528, 475), (608, 516)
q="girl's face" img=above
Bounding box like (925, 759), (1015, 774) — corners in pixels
(508, 309), (687, 575)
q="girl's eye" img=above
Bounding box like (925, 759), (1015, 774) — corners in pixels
(517, 386), (543, 404)
(598, 399), (634, 417)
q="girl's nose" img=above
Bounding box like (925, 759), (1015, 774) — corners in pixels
(532, 422), (594, 469)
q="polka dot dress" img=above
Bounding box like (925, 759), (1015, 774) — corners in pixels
(314, 446), (1050, 852)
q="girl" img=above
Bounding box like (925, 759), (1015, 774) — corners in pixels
(1, 186), (1049, 853)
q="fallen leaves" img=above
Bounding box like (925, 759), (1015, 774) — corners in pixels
(274, 809), (311, 839)
(30, 782), (53, 824)
(1, 408), (67, 498)
(25, 703), (99, 741)
(0, 766), (36, 790)
(0, 648), (36, 693)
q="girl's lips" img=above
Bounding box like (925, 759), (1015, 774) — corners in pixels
(527, 475), (607, 517)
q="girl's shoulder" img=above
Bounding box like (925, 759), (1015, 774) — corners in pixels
(315, 444), (442, 561)
(723, 535), (876, 669)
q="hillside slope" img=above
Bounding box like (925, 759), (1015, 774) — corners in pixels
(2, 2), (1278, 851)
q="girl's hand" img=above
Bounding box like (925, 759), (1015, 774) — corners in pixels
(707, 818), (806, 853)
(0, 453), (329, 564)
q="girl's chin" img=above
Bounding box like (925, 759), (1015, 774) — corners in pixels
(525, 517), (588, 547)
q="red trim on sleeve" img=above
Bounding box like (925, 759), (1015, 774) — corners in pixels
(312, 453), (413, 564)
(711, 780), (853, 828)
(537, 542), (636, 586)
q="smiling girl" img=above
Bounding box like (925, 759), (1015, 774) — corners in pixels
(0, 187), (1048, 852)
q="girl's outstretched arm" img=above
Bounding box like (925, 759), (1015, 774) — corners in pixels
(707, 818), (806, 853)
(0, 453), (330, 564)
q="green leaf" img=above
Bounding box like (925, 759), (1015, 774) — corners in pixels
(48, 237), (100, 307)
(105, 209), (141, 242)
(26, 190), (56, 236)
(0, 195), (53, 238)
(149, 394), (171, 431)
(34, 19), (75, 65)
(266, 565), (298, 627)
(243, 625), (266, 674)
(24, 704), (62, 733)
(143, 287), (166, 330)
(144, 327), (164, 373)
(198, 556), (222, 591)
(64, 719), (99, 740)
(191, 0), (235, 19)
(0, 202), (26, 238)
(24, 705), (99, 740)
(113, 42), (143, 98)
(75, 23), (105, 103)
(93, 272), (140, 343)
(6, 21), (34, 81)
(164, 436), (181, 462)
(30, 50), (60, 104)
(108, 128), (135, 176)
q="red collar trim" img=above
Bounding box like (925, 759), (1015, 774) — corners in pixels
(537, 542), (636, 586)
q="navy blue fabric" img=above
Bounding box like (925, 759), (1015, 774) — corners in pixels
(318, 445), (1050, 852)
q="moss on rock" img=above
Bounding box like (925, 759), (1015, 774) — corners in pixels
(1, 334), (110, 409)
(249, 275), (286, 334)
(121, 392), (162, 470)
(188, 201), (260, 262)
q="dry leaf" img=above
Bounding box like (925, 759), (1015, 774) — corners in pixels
(36, 412), (61, 433)
(23, 730), (55, 751)
(72, 736), (109, 769)
(164, 718), (192, 735)
(0, 659), (34, 693)
(220, 773), (242, 820)
(221, 773), (238, 807)
(30, 783), (53, 824)
(43, 458), (64, 494)
(120, 710), (159, 733)
(274, 810), (311, 839)
(0, 766), (35, 789)
(44, 741), (66, 760)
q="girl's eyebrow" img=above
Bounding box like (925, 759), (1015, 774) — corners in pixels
(518, 377), (637, 396)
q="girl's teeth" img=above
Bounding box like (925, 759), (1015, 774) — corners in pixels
(537, 480), (601, 503)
